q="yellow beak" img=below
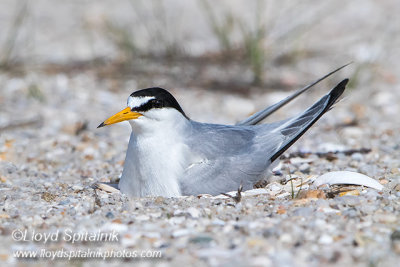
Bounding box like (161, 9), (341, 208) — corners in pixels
(98, 107), (142, 128)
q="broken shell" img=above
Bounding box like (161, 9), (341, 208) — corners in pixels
(314, 171), (383, 191)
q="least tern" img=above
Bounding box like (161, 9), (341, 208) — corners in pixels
(98, 68), (349, 197)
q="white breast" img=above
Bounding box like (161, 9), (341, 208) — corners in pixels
(118, 109), (192, 197)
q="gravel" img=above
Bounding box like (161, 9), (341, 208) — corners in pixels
(1, 0), (400, 266)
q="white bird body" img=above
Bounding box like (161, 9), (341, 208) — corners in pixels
(98, 67), (349, 197)
(120, 109), (192, 197)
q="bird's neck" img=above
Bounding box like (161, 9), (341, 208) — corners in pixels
(119, 117), (191, 197)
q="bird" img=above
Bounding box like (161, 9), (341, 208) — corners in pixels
(98, 66), (349, 197)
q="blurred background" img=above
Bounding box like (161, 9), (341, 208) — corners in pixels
(0, 0), (399, 181)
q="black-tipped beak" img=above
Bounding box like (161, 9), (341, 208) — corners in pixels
(97, 122), (105, 128)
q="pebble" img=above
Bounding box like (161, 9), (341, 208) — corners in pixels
(269, 183), (282, 192)
(72, 185), (84, 191)
(0, 161), (17, 174)
(391, 168), (400, 174)
(338, 196), (361, 206)
(172, 229), (190, 238)
(299, 163), (311, 173)
(374, 213), (397, 224)
(189, 235), (213, 245)
(135, 215), (150, 221)
(105, 211), (114, 219)
(155, 196), (165, 204)
(58, 199), (70, 205)
(0, 176), (7, 183)
(212, 219), (225, 226)
(351, 153), (364, 161)
(186, 207), (201, 218)
(318, 234), (334, 245)
(279, 233), (293, 243)
(293, 207), (313, 217)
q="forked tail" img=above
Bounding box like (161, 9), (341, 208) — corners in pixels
(270, 79), (349, 162)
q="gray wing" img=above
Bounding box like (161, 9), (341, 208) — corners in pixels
(180, 79), (348, 196)
(236, 63), (351, 126)
(180, 122), (285, 195)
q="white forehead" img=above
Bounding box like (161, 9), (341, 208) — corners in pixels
(127, 96), (155, 109)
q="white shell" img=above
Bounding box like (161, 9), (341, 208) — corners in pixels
(313, 171), (384, 191)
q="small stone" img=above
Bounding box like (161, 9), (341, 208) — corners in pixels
(280, 233), (292, 243)
(172, 229), (190, 238)
(247, 238), (266, 247)
(105, 211), (114, 219)
(298, 189), (326, 199)
(363, 190), (380, 199)
(342, 208), (358, 218)
(0, 161), (17, 174)
(0, 213), (10, 219)
(135, 215), (150, 221)
(319, 234), (333, 245)
(169, 216), (185, 225)
(276, 192), (290, 198)
(379, 179), (389, 185)
(392, 242), (400, 254)
(189, 235), (213, 244)
(173, 209), (185, 216)
(393, 184), (400, 191)
(100, 193), (109, 199)
(112, 218), (122, 224)
(360, 204), (376, 215)
(374, 213), (397, 223)
(391, 230), (400, 254)
(42, 192), (57, 202)
(299, 163), (310, 173)
(391, 168), (400, 174)
(293, 207), (313, 217)
(269, 183), (282, 192)
(318, 207), (340, 214)
(276, 206), (286, 214)
(142, 232), (161, 239)
(72, 185), (84, 191)
(121, 235), (137, 248)
(339, 195), (361, 206)
(101, 222), (128, 232)
(351, 153), (363, 161)
(186, 207), (201, 218)
(339, 190), (360, 197)
(58, 199), (70, 205)
(155, 196), (164, 204)
(212, 219), (225, 226)
(390, 230), (400, 241)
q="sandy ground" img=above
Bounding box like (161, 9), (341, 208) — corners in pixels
(1, 1), (400, 266)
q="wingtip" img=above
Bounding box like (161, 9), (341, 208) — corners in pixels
(97, 122), (105, 128)
(340, 78), (349, 85)
(325, 78), (349, 109)
(332, 78), (349, 95)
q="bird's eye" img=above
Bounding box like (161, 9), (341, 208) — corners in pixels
(153, 99), (163, 108)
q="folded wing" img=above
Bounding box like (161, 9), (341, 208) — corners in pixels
(181, 79), (348, 196)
